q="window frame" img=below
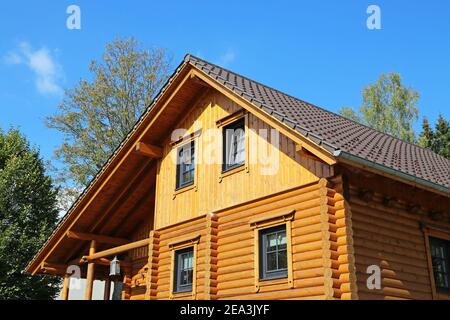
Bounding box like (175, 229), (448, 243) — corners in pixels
(173, 247), (194, 293)
(175, 140), (196, 190)
(429, 236), (450, 295)
(423, 225), (450, 300)
(216, 110), (249, 182)
(171, 131), (201, 198)
(259, 225), (288, 280)
(250, 210), (294, 292)
(169, 234), (200, 299)
(222, 117), (246, 173)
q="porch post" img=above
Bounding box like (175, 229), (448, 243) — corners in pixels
(104, 279), (111, 300)
(85, 240), (96, 300)
(61, 273), (70, 300)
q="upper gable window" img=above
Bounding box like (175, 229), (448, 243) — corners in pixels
(222, 117), (245, 172)
(176, 141), (195, 190)
(430, 237), (450, 294)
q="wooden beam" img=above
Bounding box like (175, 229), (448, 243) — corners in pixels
(135, 142), (163, 159)
(40, 262), (67, 275)
(84, 240), (96, 300)
(81, 238), (150, 262)
(65, 160), (154, 264)
(190, 74), (210, 87)
(61, 274), (70, 300)
(296, 143), (322, 162)
(66, 231), (129, 246)
(28, 67), (194, 276)
(83, 257), (131, 268)
(358, 188), (374, 202)
(42, 262), (67, 270)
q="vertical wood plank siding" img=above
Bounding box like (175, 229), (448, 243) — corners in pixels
(154, 91), (332, 229)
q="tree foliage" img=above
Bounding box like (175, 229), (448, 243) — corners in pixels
(46, 37), (172, 190)
(0, 127), (60, 299)
(419, 115), (450, 159)
(339, 73), (419, 143)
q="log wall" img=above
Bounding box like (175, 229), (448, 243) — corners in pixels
(128, 223), (151, 300)
(346, 169), (450, 300)
(144, 178), (359, 300)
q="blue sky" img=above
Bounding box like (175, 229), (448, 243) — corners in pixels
(1, 0), (449, 166)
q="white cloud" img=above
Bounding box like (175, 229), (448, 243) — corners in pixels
(4, 42), (63, 96)
(218, 49), (236, 67)
(4, 52), (22, 65)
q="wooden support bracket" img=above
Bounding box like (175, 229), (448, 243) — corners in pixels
(135, 142), (163, 159)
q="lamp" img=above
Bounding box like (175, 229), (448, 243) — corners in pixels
(109, 256), (121, 277)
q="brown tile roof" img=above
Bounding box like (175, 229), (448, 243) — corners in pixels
(186, 54), (450, 190)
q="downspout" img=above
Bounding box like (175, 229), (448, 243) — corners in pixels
(333, 150), (450, 197)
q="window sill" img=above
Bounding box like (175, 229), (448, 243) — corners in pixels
(173, 183), (196, 198)
(170, 291), (195, 299)
(255, 277), (292, 292)
(219, 165), (247, 182)
(259, 277), (288, 286)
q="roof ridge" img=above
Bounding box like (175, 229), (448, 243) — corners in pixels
(186, 54), (450, 166)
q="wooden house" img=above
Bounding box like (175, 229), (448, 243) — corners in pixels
(26, 55), (450, 300)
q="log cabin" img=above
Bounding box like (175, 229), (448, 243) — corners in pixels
(26, 54), (450, 300)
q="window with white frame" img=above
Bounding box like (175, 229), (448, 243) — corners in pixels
(222, 117), (245, 172)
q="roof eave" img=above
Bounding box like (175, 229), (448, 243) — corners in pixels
(25, 58), (194, 275)
(334, 150), (450, 198)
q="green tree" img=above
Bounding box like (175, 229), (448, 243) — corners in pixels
(419, 115), (450, 159)
(0, 127), (60, 299)
(338, 107), (362, 123)
(339, 73), (419, 143)
(46, 37), (172, 192)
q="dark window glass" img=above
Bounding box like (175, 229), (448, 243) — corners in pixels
(259, 225), (288, 280)
(222, 118), (245, 172)
(174, 247), (194, 293)
(430, 237), (450, 293)
(176, 141), (195, 189)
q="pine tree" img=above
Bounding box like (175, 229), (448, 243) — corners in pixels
(419, 115), (450, 159)
(0, 127), (60, 299)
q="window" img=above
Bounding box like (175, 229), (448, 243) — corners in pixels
(430, 237), (450, 294)
(222, 118), (245, 172)
(176, 141), (195, 189)
(259, 225), (288, 280)
(174, 247), (194, 293)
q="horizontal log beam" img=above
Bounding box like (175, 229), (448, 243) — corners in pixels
(87, 257), (131, 268)
(40, 262), (67, 275)
(66, 230), (129, 246)
(81, 238), (151, 262)
(135, 142), (163, 159)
